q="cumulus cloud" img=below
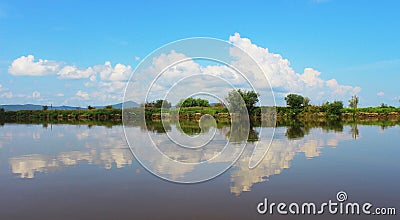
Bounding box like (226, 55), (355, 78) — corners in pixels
(125, 50), (215, 104)
(228, 33), (361, 102)
(76, 90), (89, 100)
(128, 33), (361, 105)
(95, 62), (133, 81)
(8, 55), (62, 76)
(6, 56), (135, 105)
(377, 91), (385, 96)
(6, 33), (362, 105)
(124, 34), (362, 105)
(299, 68), (324, 87)
(75, 62), (133, 104)
(325, 79), (361, 96)
(8, 55), (132, 82)
(58, 66), (95, 80)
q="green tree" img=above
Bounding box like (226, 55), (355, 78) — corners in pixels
(303, 97), (310, 107)
(145, 100), (171, 108)
(176, 97), (210, 108)
(285, 94), (310, 113)
(213, 102), (224, 108)
(195, 98), (210, 107)
(349, 94), (359, 109)
(324, 101), (343, 119)
(42, 105), (48, 111)
(154, 99), (171, 109)
(226, 89), (259, 113)
(87, 105), (95, 110)
(285, 94), (306, 109)
(105, 105), (113, 109)
(0, 108), (4, 123)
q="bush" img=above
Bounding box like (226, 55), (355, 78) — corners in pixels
(176, 97), (210, 108)
(323, 101), (343, 119)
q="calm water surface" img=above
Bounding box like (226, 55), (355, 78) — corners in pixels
(0, 122), (399, 219)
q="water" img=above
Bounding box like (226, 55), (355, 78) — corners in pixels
(0, 122), (399, 219)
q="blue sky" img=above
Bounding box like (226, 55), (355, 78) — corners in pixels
(0, 0), (399, 107)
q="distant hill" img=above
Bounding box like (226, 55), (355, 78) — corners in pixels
(0, 101), (139, 111)
(95, 101), (139, 109)
(1, 104), (43, 111)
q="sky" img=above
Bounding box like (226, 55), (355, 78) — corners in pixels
(0, 0), (399, 107)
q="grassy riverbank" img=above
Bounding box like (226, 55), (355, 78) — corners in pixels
(1, 109), (122, 122)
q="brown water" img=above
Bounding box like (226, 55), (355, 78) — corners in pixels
(0, 122), (399, 219)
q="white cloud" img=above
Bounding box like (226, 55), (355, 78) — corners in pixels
(326, 79), (361, 96)
(94, 62), (133, 81)
(76, 90), (89, 100)
(6, 33), (362, 106)
(125, 35), (362, 105)
(32, 91), (40, 99)
(1, 92), (12, 98)
(229, 33), (302, 91)
(228, 33), (361, 103)
(8, 55), (61, 76)
(89, 75), (96, 81)
(377, 91), (385, 96)
(6, 56), (133, 105)
(8, 56), (131, 82)
(58, 66), (95, 80)
(299, 68), (324, 87)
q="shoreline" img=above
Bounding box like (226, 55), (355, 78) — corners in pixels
(1, 107), (400, 124)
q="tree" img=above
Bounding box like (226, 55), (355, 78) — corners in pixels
(0, 107), (4, 122)
(284, 94), (305, 109)
(226, 89), (259, 113)
(105, 105), (113, 109)
(213, 102), (224, 108)
(195, 98), (210, 107)
(87, 105), (95, 110)
(176, 97), (210, 108)
(144, 100), (171, 108)
(324, 101), (343, 119)
(349, 94), (359, 109)
(303, 97), (310, 107)
(42, 105), (48, 111)
(154, 99), (171, 109)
